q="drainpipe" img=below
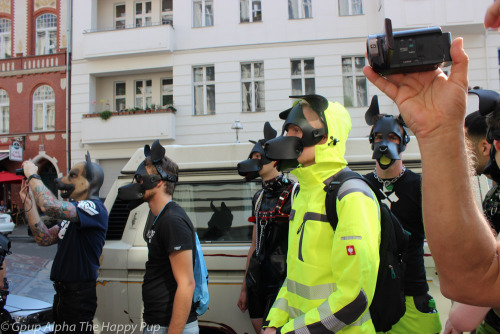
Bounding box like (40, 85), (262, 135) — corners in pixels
(65, 0), (73, 173)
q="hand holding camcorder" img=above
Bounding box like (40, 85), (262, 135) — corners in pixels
(367, 18), (452, 76)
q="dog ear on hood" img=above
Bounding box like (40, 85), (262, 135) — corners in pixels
(85, 151), (104, 200)
(365, 95), (380, 126)
(263, 121), (277, 142)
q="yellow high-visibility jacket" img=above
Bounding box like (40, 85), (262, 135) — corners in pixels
(265, 101), (381, 333)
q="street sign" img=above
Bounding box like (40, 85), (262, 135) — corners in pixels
(9, 141), (23, 162)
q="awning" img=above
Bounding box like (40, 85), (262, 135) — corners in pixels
(0, 153), (9, 161)
(0, 171), (24, 184)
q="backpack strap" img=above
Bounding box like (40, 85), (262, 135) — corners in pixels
(274, 182), (297, 217)
(324, 169), (377, 230)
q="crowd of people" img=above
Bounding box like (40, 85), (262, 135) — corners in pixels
(5, 1), (500, 333)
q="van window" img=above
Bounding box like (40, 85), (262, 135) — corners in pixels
(143, 180), (260, 243)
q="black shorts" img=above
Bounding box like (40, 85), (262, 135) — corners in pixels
(247, 286), (278, 321)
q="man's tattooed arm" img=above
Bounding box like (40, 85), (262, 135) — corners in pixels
(30, 180), (79, 223)
(24, 198), (59, 246)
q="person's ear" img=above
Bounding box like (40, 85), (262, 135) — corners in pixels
(494, 139), (500, 152)
(480, 139), (492, 157)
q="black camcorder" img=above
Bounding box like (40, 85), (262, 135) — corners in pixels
(15, 168), (24, 177)
(367, 18), (452, 75)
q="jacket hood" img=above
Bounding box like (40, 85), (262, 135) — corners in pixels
(292, 101), (352, 183)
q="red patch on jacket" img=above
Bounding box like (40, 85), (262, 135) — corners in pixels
(346, 245), (356, 256)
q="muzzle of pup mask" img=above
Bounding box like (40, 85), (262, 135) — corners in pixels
(117, 140), (178, 210)
(54, 152), (104, 201)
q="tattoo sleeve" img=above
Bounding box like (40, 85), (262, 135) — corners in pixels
(24, 200), (59, 246)
(32, 221), (59, 246)
(31, 181), (79, 223)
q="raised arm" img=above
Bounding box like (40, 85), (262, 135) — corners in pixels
(363, 38), (500, 307)
(22, 161), (79, 223)
(19, 179), (59, 246)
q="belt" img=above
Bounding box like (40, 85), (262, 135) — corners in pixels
(53, 281), (96, 291)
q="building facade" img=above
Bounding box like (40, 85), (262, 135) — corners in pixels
(71, 0), (500, 197)
(0, 0), (69, 210)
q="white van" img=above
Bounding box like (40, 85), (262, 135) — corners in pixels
(95, 138), (488, 333)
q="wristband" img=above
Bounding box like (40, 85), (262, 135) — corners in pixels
(27, 174), (41, 183)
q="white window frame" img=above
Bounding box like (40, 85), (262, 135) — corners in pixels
(498, 49), (500, 90)
(193, 0), (214, 27)
(135, 79), (152, 109)
(193, 65), (216, 116)
(291, 58), (315, 95)
(240, 0), (262, 23)
(241, 62), (265, 113)
(0, 19), (11, 59)
(161, 78), (173, 108)
(288, 0), (312, 19)
(115, 3), (126, 30)
(341, 55), (368, 107)
(135, 1), (152, 27)
(33, 85), (55, 132)
(0, 89), (8, 133)
(162, 0), (173, 25)
(114, 82), (126, 112)
(35, 14), (57, 55)
(338, 0), (363, 16)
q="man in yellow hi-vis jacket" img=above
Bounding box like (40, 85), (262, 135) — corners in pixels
(263, 94), (381, 333)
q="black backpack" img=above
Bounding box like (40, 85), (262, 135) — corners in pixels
(324, 170), (409, 332)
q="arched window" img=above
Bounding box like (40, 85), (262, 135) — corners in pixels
(0, 89), (9, 133)
(36, 14), (57, 55)
(33, 85), (55, 131)
(0, 19), (11, 59)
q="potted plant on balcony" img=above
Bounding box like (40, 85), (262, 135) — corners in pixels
(166, 105), (177, 113)
(99, 110), (112, 121)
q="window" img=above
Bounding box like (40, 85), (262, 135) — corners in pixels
(162, 0), (173, 25)
(339, 0), (363, 16)
(288, 0), (312, 19)
(0, 19), (11, 59)
(241, 62), (265, 113)
(115, 4), (126, 29)
(35, 14), (57, 55)
(193, 0), (213, 27)
(291, 59), (315, 95)
(135, 1), (152, 27)
(33, 85), (55, 131)
(193, 66), (215, 115)
(135, 80), (152, 109)
(342, 56), (367, 107)
(161, 78), (173, 107)
(240, 0), (262, 23)
(115, 82), (126, 111)
(170, 180), (260, 242)
(0, 89), (8, 133)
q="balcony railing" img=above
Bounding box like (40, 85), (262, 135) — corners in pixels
(81, 109), (175, 144)
(0, 53), (67, 73)
(83, 23), (174, 59)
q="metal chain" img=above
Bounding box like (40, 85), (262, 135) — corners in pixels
(372, 166), (406, 189)
(254, 190), (265, 255)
